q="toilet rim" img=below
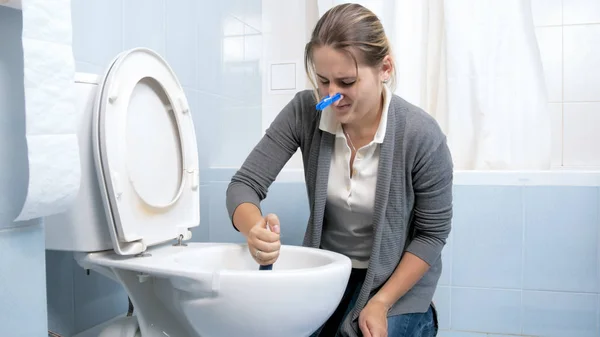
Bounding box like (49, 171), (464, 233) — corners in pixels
(76, 243), (352, 278)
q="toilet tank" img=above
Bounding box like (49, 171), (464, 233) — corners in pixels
(44, 72), (113, 252)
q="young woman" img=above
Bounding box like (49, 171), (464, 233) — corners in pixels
(226, 3), (453, 337)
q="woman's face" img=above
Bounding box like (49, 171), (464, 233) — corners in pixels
(312, 45), (391, 126)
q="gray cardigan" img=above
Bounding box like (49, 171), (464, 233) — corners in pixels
(226, 89), (453, 337)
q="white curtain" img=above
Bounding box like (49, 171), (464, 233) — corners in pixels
(316, 0), (552, 170)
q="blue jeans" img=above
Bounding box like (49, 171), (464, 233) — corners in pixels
(311, 269), (438, 337)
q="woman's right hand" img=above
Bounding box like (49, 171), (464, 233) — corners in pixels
(247, 213), (281, 266)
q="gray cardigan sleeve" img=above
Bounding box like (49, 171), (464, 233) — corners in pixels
(405, 137), (453, 266)
(225, 93), (303, 228)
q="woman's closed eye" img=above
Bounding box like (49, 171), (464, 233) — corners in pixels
(318, 78), (356, 87)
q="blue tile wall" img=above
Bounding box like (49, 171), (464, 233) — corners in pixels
(451, 287), (522, 335)
(123, 0), (166, 56)
(72, 266), (129, 333)
(165, 0), (199, 89)
(452, 186), (524, 289)
(522, 290), (598, 337)
(0, 6), (49, 337)
(523, 187), (599, 293)
(0, 222), (48, 337)
(437, 185), (600, 336)
(46, 251), (75, 335)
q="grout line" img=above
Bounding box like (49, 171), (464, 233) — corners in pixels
(70, 253), (76, 333)
(536, 22), (600, 28)
(449, 227), (453, 329)
(223, 32), (262, 38)
(561, 0), (565, 167)
(596, 186), (600, 335)
(560, 102), (564, 167)
(449, 285), (598, 295)
(520, 186), (525, 335)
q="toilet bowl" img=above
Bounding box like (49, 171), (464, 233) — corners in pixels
(44, 47), (352, 337)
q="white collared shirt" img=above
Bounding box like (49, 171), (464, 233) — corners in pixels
(318, 86), (392, 268)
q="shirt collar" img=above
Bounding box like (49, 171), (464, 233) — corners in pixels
(319, 85), (391, 144)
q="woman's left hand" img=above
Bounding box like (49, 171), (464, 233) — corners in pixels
(358, 299), (389, 337)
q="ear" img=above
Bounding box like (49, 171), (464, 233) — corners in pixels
(379, 55), (393, 82)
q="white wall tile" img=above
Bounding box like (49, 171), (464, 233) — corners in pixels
(224, 16), (245, 36)
(271, 63), (297, 90)
(531, 0), (563, 26)
(261, 0), (308, 172)
(223, 36), (244, 63)
(563, 102), (600, 166)
(244, 30), (263, 61)
(286, 150), (304, 170)
(261, 0), (306, 61)
(564, 0), (600, 25)
(261, 94), (296, 131)
(563, 25), (600, 102)
(549, 103), (563, 167)
(535, 27), (563, 102)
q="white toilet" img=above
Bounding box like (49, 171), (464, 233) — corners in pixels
(44, 47), (352, 337)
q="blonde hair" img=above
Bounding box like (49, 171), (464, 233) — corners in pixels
(304, 3), (396, 102)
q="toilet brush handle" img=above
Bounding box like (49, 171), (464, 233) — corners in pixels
(259, 264), (273, 270)
(258, 220), (275, 271)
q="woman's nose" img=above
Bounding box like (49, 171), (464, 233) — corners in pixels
(329, 84), (341, 98)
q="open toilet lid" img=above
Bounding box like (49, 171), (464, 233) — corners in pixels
(93, 48), (200, 256)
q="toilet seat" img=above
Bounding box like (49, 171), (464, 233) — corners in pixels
(92, 48), (200, 256)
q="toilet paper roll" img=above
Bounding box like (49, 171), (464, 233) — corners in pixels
(3, 0), (81, 221)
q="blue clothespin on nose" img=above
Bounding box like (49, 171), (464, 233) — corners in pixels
(316, 93), (342, 110)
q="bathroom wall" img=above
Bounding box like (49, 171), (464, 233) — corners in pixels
(434, 177), (600, 337)
(46, 0), (265, 336)
(40, 1), (600, 337)
(222, 1), (600, 336)
(261, 0), (600, 170)
(532, 0), (600, 168)
(0, 6), (49, 337)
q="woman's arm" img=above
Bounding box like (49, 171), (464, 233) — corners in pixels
(371, 139), (453, 308)
(226, 93), (306, 233)
(231, 203), (264, 236)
